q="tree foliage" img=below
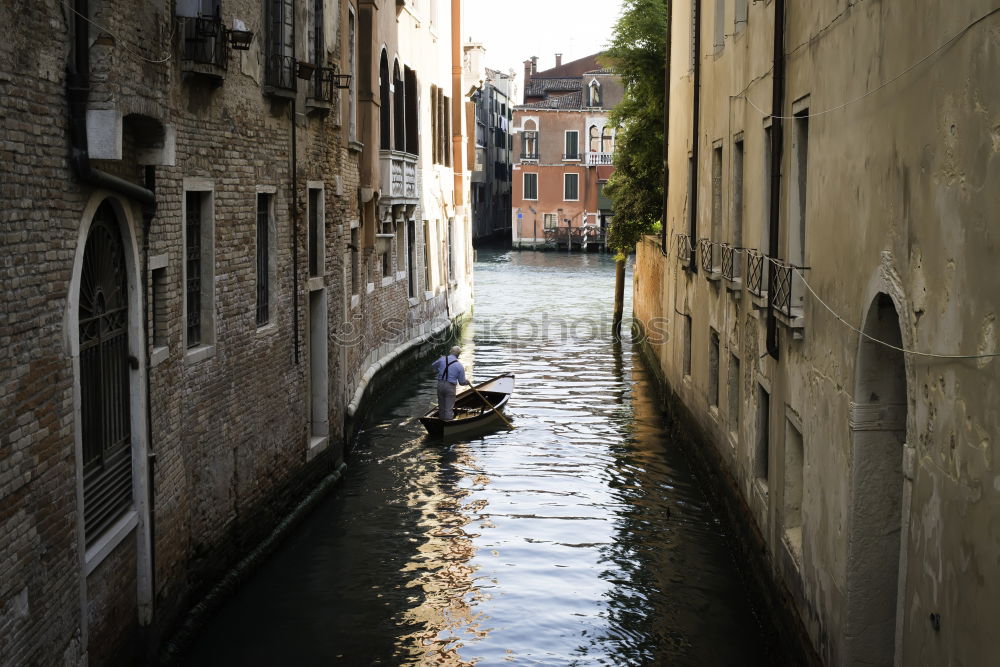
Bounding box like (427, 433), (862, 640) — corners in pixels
(601, 0), (667, 253)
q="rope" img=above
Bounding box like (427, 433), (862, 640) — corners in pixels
(793, 267), (1000, 360)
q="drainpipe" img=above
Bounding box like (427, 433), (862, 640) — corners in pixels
(67, 0), (154, 207)
(766, 0), (786, 360)
(291, 99), (300, 364)
(661, 1), (672, 255)
(689, 0), (701, 272)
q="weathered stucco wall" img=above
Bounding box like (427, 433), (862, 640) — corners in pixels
(635, 1), (1000, 665)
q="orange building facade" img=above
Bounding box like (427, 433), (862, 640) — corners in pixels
(511, 54), (622, 249)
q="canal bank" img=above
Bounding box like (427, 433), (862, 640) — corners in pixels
(177, 250), (797, 665)
(633, 331), (822, 667)
(159, 316), (468, 664)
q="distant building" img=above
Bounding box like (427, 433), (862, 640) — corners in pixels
(511, 53), (621, 250)
(464, 43), (514, 246)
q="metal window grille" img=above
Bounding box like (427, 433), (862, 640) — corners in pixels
(185, 192), (202, 347)
(699, 237), (715, 273)
(256, 194), (271, 325)
(771, 261), (793, 316)
(183, 16), (229, 68)
(746, 249), (766, 297)
(265, 0), (295, 90)
(79, 204), (133, 546)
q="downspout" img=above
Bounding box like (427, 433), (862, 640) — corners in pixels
(766, 0), (786, 360)
(291, 100), (300, 364)
(689, 0), (701, 272)
(661, 0), (672, 255)
(141, 166), (156, 615)
(67, 0), (154, 206)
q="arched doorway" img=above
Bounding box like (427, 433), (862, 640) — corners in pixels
(845, 293), (908, 666)
(79, 201), (134, 546)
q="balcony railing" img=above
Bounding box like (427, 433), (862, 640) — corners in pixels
(521, 152), (539, 161)
(182, 17), (228, 72)
(771, 261), (793, 317)
(699, 238), (718, 276)
(586, 152), (613, 166)
(308, 66), (337, 104)
(264, 52), (296, 92)
(675, 232), (693, 267)
(721, 243), (738, 282)
(379, 150), (418, 202)
(746, 249), (767, 297)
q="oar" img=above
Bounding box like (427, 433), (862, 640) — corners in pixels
(468, 382), (514, 430)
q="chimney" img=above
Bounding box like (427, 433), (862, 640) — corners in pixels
(531, 56), (538, 74)
(524, 58), (533, 82)
(555, 53), (563, 68)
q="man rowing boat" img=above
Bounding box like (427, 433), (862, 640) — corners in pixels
(431, 346), (471, 420)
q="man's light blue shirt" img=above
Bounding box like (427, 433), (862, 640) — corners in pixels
(432, 354), (468, 385)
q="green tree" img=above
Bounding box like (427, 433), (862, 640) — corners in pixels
(602, 0), (668, 254)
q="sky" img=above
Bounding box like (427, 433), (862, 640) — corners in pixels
(463, 0), (627, 100)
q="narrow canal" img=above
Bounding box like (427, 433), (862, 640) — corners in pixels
(184, 250), (775, 665)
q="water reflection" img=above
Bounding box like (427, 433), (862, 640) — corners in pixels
(184, 249), (772, 666)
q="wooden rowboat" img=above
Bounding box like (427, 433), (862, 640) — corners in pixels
(419, 373), (515, 438)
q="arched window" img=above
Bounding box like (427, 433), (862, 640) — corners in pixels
(589, 125), (600, 153)
(589, 79), (601, 107)
(393, 60), (404, 151)
(379, 50), (390, 150)
(601, 126), (614, 153)
(79, 202), (133, 545)
(522, 119), (538, 159)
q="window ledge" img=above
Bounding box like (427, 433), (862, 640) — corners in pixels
(150, 345), (169, 368)
(725, 277), (743, 294)
(84, 510), (137, 576)
(706, 270), (722, 282)
(366, 282), (375, 294)
(184, 344), (215, 365)
(308, 276), (324, 291)
(775, 307), (806, 338)
(395, 271), (406, 281)
(750, 292), (769, 310)
(256, 322), (278, 337)
(306, 436), (330, 462)
(348, 140), (364, 153)
(381, 276), (394, 287)
(351, 294), (360, 310)
(408, 297), (419, 307)
(424, 290), (435, 301)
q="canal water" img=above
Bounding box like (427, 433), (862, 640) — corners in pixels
(184, 250), (773, 665)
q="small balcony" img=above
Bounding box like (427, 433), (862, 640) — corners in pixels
(675, 232), (693, 268)
(264, 53), (296, 96)
(305, 66), (337, 112)
(586, 152), (613, 166)
(721, 243), (742, 292)
(379, 150), (419, 205)
(562, 152), (581, 162)
(699, 238), (720, 280)
(520, 152), (539, 164)
(746, 249), (768, 307)
(770, 261), (806, 331)
(181, 17), (228, 79)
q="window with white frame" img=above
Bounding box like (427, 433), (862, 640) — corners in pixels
(564, 130), (579, 160)
(543, 213), (557, 229)
(523, 172), (538, 200)
(588, 79), (601, 107)
(183, 182), (215, 351)
(564, 173), (579, 201)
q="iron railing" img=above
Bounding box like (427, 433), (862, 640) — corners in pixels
(699, 238), (716, 275)
(721, 243), (739, 282)
(746, 249), (766, 297)
(265, 53), (296, 91)
(310, 66), (337, 103)
(521, 152), (540, 161)
(675, 232), (693, 266)
(771, 261), (793, 317)
(182, 17), (229, 69)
